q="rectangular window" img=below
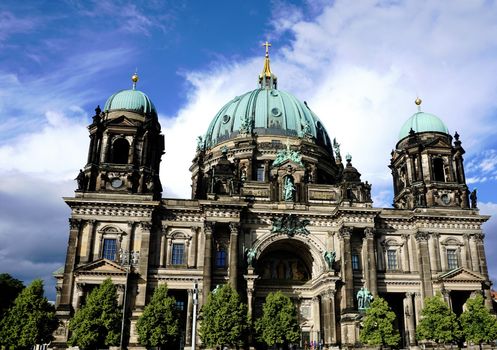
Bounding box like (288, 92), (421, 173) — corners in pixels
(175, 300), (185, 311)
(215, 250), (227, 268)
(447, 249), (458, 270)
(387, 250), (397, 270)
(171, 243), (184, 265)
(352, 254), (360, 271)
(102, 239), (117, 260)
(256, 165), (265, 182)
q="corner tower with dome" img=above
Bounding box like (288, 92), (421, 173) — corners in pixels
(53, 46), (492, 350)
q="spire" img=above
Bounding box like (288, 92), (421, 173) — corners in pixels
(259, 41), (277, 89)
(132, 69), (139, 90)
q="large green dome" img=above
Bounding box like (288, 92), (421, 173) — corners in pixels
(398, 111), (449, 140)
(204, 88), (332, 149)
(104, 89), (157, 116)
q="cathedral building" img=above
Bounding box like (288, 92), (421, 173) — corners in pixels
(53, 45), (492, 349)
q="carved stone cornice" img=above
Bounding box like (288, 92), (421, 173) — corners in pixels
(71, 202), (155, 218)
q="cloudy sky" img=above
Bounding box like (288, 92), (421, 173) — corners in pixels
(1, 0), (497, 301)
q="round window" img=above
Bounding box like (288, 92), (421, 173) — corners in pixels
(111, 178), (123, 189)
(222, 114), (230, 123)
(271, 107), (281, 117)
(270, 90), (279, 97)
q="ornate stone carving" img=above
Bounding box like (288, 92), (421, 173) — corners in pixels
(139, 222), (152, 231)
(414, 231), (429, 242)
(204, 221), (214, 235)
(339, 226), (352, 239)
(69, 218), (81, 230)
(364, 227), (375, 239)
(270, 214), (310, 237)
(473, 232), (485, 241)
(229, 222), (240, 234)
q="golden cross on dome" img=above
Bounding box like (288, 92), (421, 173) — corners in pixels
(262, 41), (271, 56)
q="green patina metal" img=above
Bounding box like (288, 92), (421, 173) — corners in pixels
(272, 147), (304, 168)
(398, 111), (449, 140)
(270, 214), (310, 237)
(104, 89), (157, 116)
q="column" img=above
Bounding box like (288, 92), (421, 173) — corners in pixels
(312, 297), (321, 341)
(401, 233), (411, 272)
(55, 286), (62, 308)
(82, 220), (95, 263)
(185, 289), (193, 345)
(135, 222), (151, 308)
(431, 232), (441, 272)
(469, 234), (480, 272)
(414, 292), (422, 326)
(364, 228), (377, 296)
(117, 284), (125, 307)
(99, 131), (110, 163)
(244, 271), (259, 317)
(474, 233), (488, 275)
(339, 227), (354, 310)
(74, 282), (85, 311)
(188, 227), (199, 268)
(320, 291), (337, 345)
(59, 218), (82, 307)
(229, 222), (239, 289)
(415, 231), (433, 299)
(160, 225), (167, 267)
(404, 292), (415, 345)
(202, 222), (214, 302)
(462, 233), (472, 269)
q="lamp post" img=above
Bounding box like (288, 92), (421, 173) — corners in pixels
(119, 249), (140, 350)
(191, 280), (199, 350)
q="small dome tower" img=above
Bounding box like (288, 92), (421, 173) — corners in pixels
(77, 73), (164, 199)
(390, 98), (469, 209)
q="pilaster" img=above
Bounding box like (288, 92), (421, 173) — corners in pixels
(229, 222), (239, 289)
(203, 222), (214, 302)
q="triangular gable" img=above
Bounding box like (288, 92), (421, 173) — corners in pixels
(272, 158), (305, 170)
(107, 115), (138, 127)
(75, 259), (127, 275)
(425, 137), (451, 148)
(437, 267), (485, 282)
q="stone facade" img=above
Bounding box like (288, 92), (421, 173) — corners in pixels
(53, 65), (491, 349)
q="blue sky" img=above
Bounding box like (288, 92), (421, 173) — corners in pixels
(1, 0), (497, 301)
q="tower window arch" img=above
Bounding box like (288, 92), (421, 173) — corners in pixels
(111, 138), (130, 164)
(432, 157), (445, 182)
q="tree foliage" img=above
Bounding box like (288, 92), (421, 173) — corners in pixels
(0, 273), (24, 318)
(416, 293), (461, 346)
(359, 297), (400, 347)
(199, 284), (249, 348)
(0, 279), (58, 349)
(460, 294), (497, 347)
(255, 291), (300, 347)
(136, 284), (180, 348)
(68, 278), (122, 349)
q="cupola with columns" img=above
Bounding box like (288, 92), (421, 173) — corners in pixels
(77, 73), (164, 199)
(390, 98), (470, 209)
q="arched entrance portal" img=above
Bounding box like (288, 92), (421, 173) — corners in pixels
(252, 239), (321, 348)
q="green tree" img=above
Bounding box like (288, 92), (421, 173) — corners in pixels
(460, 294), (497, 349)
(0, 279), (58, 349)
(136, 284), (180, 349)
(199, 284), (249, 348)
(0, 273), (24, 319)
(359, 297), (400, 348)
(255, 291), (300, 349)
(417, 293), (461, 347)
(68, 278), (121, 349)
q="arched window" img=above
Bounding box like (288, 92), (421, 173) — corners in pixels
(433, 157), (445, 182)
(111, 138), (130, 164)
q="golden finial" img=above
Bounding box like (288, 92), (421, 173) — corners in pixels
(131, 69), (139, 90)
(415, 97), (422, 112)
(261, 41), (272, 78)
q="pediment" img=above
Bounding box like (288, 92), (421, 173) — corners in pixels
(273, 158), (305, 169)
(437, 267), (485, 282)
(425, 137), (451, 148)
(107, 115), (139, 127)
(75, 259), (127, 275)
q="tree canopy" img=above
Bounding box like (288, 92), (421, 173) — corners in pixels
(0, 273), (24, 318)
(255, 291), (300, 348)
(0, 279), (58, 349)
(359, 297), (400, 348)
(136, 284), (180, 348)
(199, 284), (249, 348)
(416, 293), (461, 346)
(460, 294), (497, 348)
(68, 278), (122, 349)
